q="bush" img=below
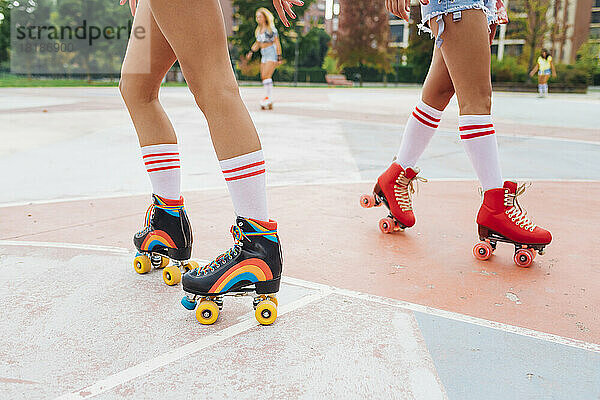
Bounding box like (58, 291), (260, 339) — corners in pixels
(274, 66), (326, 83)
(235, 65), (327, 83)
(237, 58), (261, 79)
(594, 71), (600, 86)
(491, 56), (591, 86)
(342, 64), (424, 83)
(555, 64), (590, 85)
(491, 56), (528, 82)
(343, 65), (384, 82)
(393, 65), (416, 83)
(322, 52), (341, 74)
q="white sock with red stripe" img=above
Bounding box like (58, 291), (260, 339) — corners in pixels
(395, 100), (443, 168)
(459, 115), (503, 191)
(263, 79), (273, 98)
(220, 149), (268, 221)
(141, 143), (181, 200)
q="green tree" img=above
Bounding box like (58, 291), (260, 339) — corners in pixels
(52, 0), (130, 79)
(574, 42), (600, 84)
(231, 0), (316, 63)
(9, 0), (129, 77)
(405, 7), (432, 82)
(297, 27), (329, 67)
(335, 0), (391, 79)
(0, 0), (10, 68)
(524, 0), (551, 70)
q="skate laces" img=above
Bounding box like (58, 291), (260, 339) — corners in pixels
(504, 183), (536, 231)
(198, 225), (245, 275)
(144, 204), (155, 227)
(394, 172), (427, 211)
(143, 202), (184, 227)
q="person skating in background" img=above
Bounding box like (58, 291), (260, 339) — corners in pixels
(246, 8), (284, 110)
(361, 0), (551, 267)
(529, 49), (557, 97)
(119, 0), (302, 322)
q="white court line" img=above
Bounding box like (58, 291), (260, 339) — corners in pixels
(0, 240), (130, 254)
(4, 240), (599, 354)
(53, 289), (331, 400)
(274, 105), (600, 145)
(1, 179), (598, 208)
(283, 276), (600, 354)
(3, 240), (599, 354)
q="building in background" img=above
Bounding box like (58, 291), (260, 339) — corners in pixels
(219, 0), (594, 64)
(322, 0), (410, 49)
(388, 14), (410, 49)
(493, 0), (595, 63)
(492, 0), (527, 60)
(546, 0), (594, 63)
(300, 0), (327, 32)
(589, 0), (600, 43)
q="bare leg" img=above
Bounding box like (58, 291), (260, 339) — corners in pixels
(429, 10), (502, 190)
(392, 46), (454, 167)
(119, 0), (177, 146)
(260, 61), (276, 102)
(429, 10), (492, 115)
(261, 61), (277, 80)
(147, 0), (261, 160)
(421, 46), (455, 110)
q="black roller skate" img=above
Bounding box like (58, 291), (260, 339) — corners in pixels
(181, 217), (282, 325)
(133, 194), (197, 285)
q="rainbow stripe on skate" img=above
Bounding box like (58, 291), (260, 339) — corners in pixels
(209, 259), (273, 293)
(145, 196), (185, 226)
(245, 219), (278, 243)
(141, 230), (177, 251)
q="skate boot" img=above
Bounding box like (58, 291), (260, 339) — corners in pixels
(360, 163), (426, 233)
(181, 217), (282, 325)
(260, 97), (273, 110)
(132, 194), (197, 285)
(473, 181), (552, 267)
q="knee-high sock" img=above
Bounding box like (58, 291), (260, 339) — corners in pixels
(220, 149), (268, 221)
(459, 115), (503, 191)
(395, 100), (443, 168)
(538, 84), (543, 95)
(141, 143), (181, 200)
(262, 78), (273, 98)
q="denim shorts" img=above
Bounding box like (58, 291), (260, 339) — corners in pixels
(539, 69), (551, 75)
(260, 45), (278, 63)
(419, 0), (497, 47)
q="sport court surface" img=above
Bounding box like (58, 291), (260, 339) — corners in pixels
(1, 86), (599, 399)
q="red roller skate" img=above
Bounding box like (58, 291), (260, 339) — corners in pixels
(473, 181), (552, 267)
(360, 163), (426, 234)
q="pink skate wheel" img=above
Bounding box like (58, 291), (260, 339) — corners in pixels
(514, 248), (533, 268)
(379, 217), (394, 234)
(360, 194), (375, 208)
(526, 248), (536, 260)
(473, 241), (493, 261)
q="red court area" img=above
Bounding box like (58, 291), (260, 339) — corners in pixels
(1, 180), (598, 344)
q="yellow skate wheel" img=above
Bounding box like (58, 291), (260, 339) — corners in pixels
(257, 294), (278, 308)
(255, 300), (277, 325)
(159, 256), (170, 269)
(162, 265), (181, 286)
(185, 260), (199, 271)
(196, 300), (219, 325)
(267, 295), (278, 308)
(133, 254), (151, 274)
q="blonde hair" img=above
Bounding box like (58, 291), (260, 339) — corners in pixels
(255, 7), (276, 37)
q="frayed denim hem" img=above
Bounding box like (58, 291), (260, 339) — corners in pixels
(418, 4), (498, 48)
